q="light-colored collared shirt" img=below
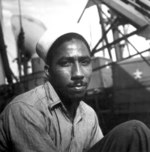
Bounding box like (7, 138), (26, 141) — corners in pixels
(0, 82), (103, 152)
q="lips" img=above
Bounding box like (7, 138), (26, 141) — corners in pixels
(73, 85), (86, 91)
(68, 82), (87, 93)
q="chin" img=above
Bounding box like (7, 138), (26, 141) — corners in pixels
(58, 89), (86, 101)
(69, 93), (85, 101)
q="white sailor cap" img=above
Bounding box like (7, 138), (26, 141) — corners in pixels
(36, 23), (91, 63)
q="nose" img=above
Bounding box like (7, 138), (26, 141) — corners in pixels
(71, 62), (84, 81)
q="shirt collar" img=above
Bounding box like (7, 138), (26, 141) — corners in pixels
(44, 81), (61, 109)
(73, 101), (86, 124)
(44, 81), (86, 122)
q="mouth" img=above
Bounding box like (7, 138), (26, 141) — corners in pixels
(69, 83), (87, 93)
(72, 86), (86, 91)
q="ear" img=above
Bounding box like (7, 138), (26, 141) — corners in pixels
(44, 65), (50, 78)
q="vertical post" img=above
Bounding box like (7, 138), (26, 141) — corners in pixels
(111, 11), (123, 61)
(0, 0), (5, 85)
(97, 4), (113, 60)
(112, 26), (123, 61)
(0, 0), (12, 84)
(17, 0), (22, 79)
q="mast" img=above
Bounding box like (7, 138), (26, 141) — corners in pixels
(0, 0), (5, 85)
(0, 0), (13, 84)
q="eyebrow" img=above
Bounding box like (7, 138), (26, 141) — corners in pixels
(58, 56), (91, 61)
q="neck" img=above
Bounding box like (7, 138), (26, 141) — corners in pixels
(51, 84), (82, 121)
(65, 99), (80, 120)
(60, 94), (80, 121)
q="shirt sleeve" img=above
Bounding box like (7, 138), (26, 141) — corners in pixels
(0, 115), (8, 152)
(0, 102), (58, 152)
(89, 111), (104, 148)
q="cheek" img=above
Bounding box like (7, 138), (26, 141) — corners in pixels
(51, 68), (71, 85)
(83, 66), (92, 79)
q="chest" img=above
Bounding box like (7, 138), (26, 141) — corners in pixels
(46, 108), (94, 152)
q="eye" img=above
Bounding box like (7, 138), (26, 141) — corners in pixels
(58, 59), (71, 67)
(80, 58), (91, 66)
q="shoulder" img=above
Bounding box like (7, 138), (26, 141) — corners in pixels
(0, 94), (47, 131)
(1, 83), (49, 114)
(0, 83), (48, 122)
(11, 84), (46, 105)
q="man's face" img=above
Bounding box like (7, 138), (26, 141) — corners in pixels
(48, 38), (92, 100)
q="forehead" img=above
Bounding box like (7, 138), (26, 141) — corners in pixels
(53, 38), (91, 59)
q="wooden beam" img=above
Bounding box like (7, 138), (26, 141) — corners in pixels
(102, 0), (149, 28)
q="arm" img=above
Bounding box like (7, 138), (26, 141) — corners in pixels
(0, 102), (58, 152)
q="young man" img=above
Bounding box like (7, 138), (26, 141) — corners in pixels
(0, 24), (103, 152)
(0, 24), (150, 152)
